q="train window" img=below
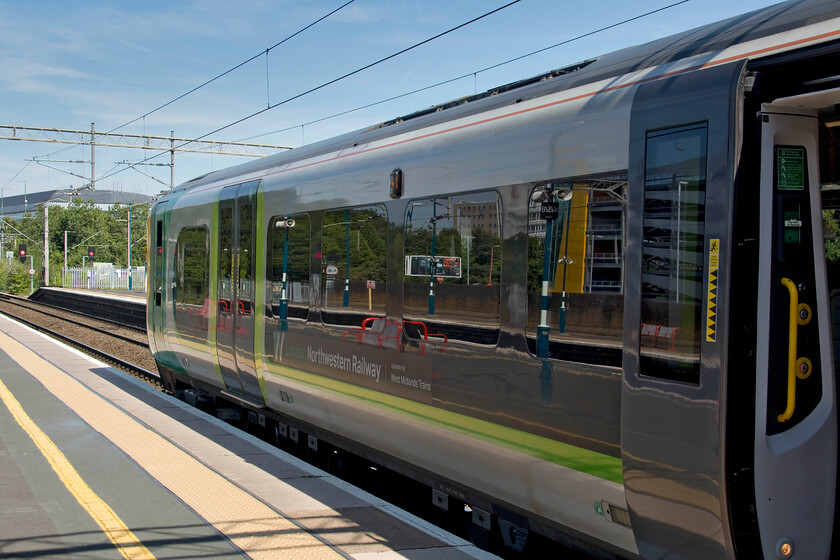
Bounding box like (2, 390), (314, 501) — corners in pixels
(239, 201), (253, 303)
(404, 192), (501, 345)
(320, 206), (387, 326)
(267, 214), (310, 320)
(174, 226), (210, 332)
(219, 206), (234, 316)
(526, 175), (627, 365)
(154, 218), (163, 307)
(641, 123), (707, 384)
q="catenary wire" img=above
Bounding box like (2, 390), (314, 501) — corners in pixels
(237, 0), (690, 142)
(95, 0), (691, 188)
(106, 0), (358, 135)
(29, 1), (357, 165)
(171, 0), (524, 145)
(1, 160), (32, 192)
(93, 0), (523, 184)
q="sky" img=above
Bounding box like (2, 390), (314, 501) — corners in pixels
(0, 0), (785, 199)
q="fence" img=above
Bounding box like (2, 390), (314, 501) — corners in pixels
(62, 266), (147, 291)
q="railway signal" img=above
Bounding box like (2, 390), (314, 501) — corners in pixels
(18, 244), (26, 263)
(87, 246), (95, 258)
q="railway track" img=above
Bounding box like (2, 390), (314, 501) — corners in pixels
(0, 293), (160, 388)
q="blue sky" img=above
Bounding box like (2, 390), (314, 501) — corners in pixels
(0, 0), (782, 198)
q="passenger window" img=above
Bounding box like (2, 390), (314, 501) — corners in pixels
(641, 124), (707, 383)
(219, 206), (234, 318)
(175, 226), (209, 305)
(239, 201), (253, 304)
(174, 226), (210, 332)
(404, 192), (500, 345)
(320, 206), (387, 326)
(527, 175), (627, 365)
(267, 214), (310, 320)
(154, 218), (164, 306)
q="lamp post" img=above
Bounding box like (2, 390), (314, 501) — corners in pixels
(426, 199), (452, 316)
(121, 200), (154, 290)
(536, 196), (555, 358)
(534, 185), (573, 357)
(44, 204), (49, 285)
(456, 201), (478, 285)
(429, 199), (438, 316)
(558, 203), (571, 334)
(27, 254), (33, 295)
(344, 209), (350, 307)
(42, 194), (77, 287)
(275, 217), (295, 331)
(64, 230), (70, 282)
(127, 202), (132, 290)
(322, 215), (370, 309)
(0, 184), (6, 256)
(487, 244), (501, 285)
(464, 235), (472, 284)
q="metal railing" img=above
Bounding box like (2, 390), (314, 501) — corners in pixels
(269, 281), (310, 304)
(62, 267), (147, 290)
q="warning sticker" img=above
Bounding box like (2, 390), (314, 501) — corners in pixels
(707, 239), (720, 342)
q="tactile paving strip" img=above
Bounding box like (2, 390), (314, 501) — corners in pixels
(0, 330), (346, 560)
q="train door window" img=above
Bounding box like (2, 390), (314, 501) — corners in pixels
(640, 123), (707, 383)
(154, 218), (164, 306)
(174, 226), (210, 333)
(404, 192), (500, 345)
(526, 175), (627, 365)
(239, 200), (254, 306)
(268, 214), (310, 320)
(320, 206), (387, 326)
(219, 206), (234, 317)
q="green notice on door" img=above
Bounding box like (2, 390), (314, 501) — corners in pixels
(777, 147), (805, 191)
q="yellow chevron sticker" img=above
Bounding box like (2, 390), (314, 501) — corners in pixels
(707, 239), (720, 342)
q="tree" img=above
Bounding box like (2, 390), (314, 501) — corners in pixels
(0, 259), (33, 295)
(0, 198), (150, 291)
(824, 209), (840, 263)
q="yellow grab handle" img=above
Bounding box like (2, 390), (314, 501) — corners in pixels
(778, 278), (799, 423)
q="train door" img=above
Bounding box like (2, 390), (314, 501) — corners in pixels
(148, 201), (172, 378)
(622, 62), (746, 559)
(751, 95), (837, 559)
(216, 180), (264, 406)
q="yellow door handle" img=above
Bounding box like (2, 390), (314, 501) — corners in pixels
(778, 278), (811, 423)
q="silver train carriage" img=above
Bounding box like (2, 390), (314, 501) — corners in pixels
(147, 1), (840, 557)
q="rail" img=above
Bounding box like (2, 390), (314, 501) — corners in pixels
(0, 299), (159, 387)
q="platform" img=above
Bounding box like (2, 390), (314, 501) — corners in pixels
(37, 286), (148, 304)
(0, 314), (496, 559)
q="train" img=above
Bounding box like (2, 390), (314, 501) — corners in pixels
(147, 1), (840, 558)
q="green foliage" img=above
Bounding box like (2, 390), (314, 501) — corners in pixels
(176, 226), (209, 305)
(268, 215), (311, 283)
(0, 259), (34, 295)
(824, 209), (840, 263)
(321, 208), (388, 282)
(0, 199), (150, 290)
(405, 225), (501, 285)
(527, 234), (546, 293)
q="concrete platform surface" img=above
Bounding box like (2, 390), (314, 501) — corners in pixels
(0, 314), (498, 560)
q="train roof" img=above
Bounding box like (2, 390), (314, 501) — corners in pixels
(173, 0), (840, 194)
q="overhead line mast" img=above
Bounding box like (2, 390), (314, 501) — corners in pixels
(0, 123), (293, 190)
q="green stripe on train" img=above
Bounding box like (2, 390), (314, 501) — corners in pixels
(265, 362), (623, 484)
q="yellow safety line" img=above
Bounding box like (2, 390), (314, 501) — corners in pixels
(0, 328), (345, 560)
(0, 378), (156, 560)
